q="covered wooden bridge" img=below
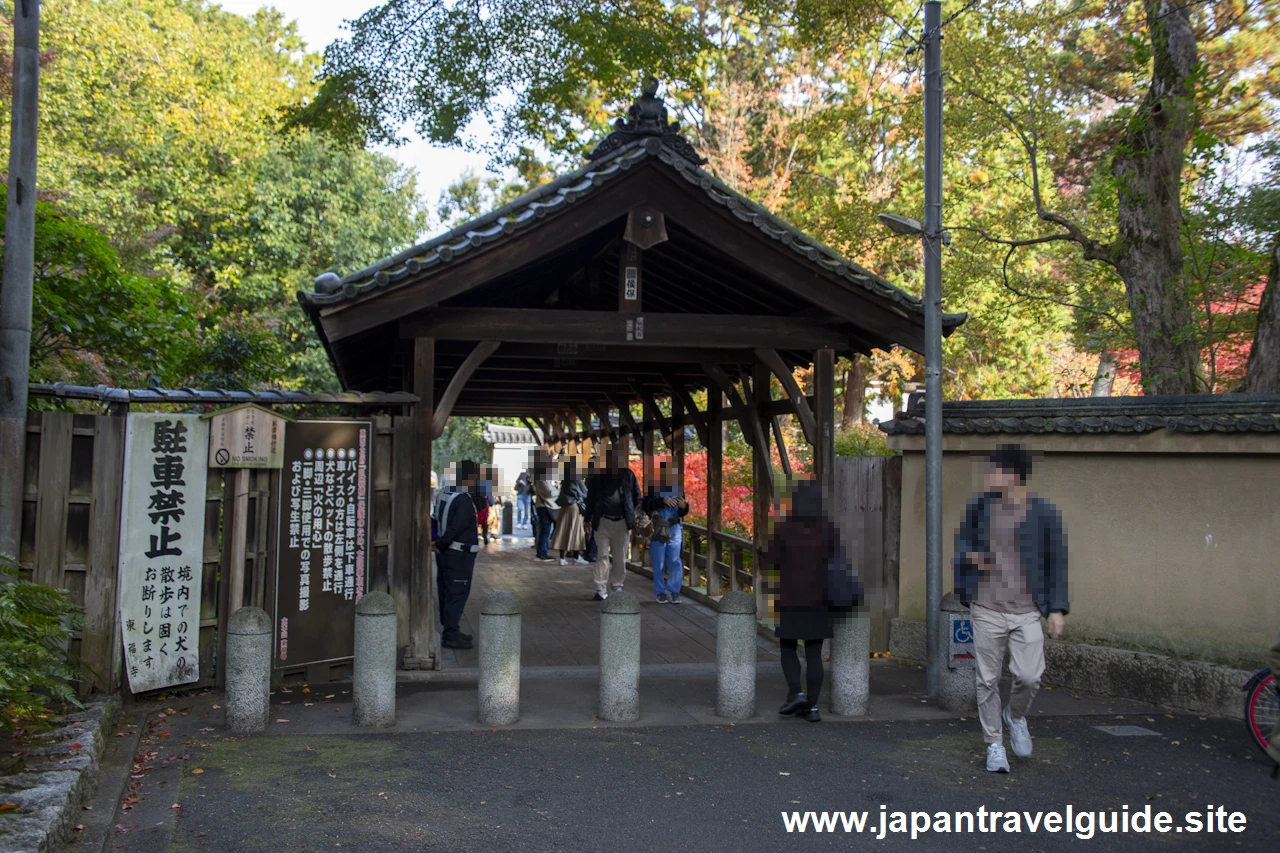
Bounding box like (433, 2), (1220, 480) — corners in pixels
(299, 80), (963, 669)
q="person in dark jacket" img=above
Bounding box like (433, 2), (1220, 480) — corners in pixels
(433, 461), (481, 650)
(767, 478), (845, 723)
(642, 461), (690, 603)
(953, 443), (1068, 774)
(583, 443), (643, 601)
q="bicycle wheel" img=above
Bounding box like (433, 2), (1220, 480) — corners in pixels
(1244, 670), (1278, 756)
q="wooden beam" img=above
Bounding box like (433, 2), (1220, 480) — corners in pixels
(430, 340), (500, 439)
(401, 308), (852, 350)
(671, 396), (685, 489)
(473, 343), (759, 364)
(411, 337), (436, 666)
(519, 417), (542, 444)
(589, 401), (619, 443)
(755, 347), (818, 446)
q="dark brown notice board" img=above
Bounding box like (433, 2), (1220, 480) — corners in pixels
(273, 419), (373, 669)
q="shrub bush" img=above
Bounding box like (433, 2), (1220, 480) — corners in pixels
(834, 422), (897, 457)
(0, 554), (83, 725)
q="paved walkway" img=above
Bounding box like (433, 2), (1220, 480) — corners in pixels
(440, 533), (779, 669)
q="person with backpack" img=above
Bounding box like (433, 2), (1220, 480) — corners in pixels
(766, 477), (857, 723)
(953, 443), (1068, 774)
(642, 461), (689, 604)
(583, 443), (643, 601)
(433, 461), (481, 650)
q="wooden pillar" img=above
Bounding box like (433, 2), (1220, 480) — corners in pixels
(411, 337), (436, 667)
(751, 364), (772, 614)
(705, 390), (723, 596)
(642, 402), (657, 497)
(671, 397), (685, 490)
(814, 347), (836, 501)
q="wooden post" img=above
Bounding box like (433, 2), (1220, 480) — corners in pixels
(751, 364), (772, 613)
(671, 397), (685, 492)
(705, 390), (723, 596)
(411, 337), (436, 667)
(814, 348), (836, 500)
(226, 468), (251, 614)
(642, 402), (656, 497)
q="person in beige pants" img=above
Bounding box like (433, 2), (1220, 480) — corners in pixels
(954, 444), (1068, 774)
(583, 444), (643, 601)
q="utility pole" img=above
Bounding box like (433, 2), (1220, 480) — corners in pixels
(0, 0), (41, 562)
(921, 0), (945, 699)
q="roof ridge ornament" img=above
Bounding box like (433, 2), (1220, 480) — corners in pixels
(585, 76), (707, 165)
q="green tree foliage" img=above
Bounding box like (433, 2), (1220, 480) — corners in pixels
(433, 417), (525, 477)
(301, 0), (710, 157)
(0, 0), (427, 392)
(0, 555), (82, 722)
(5, 197), (198, 387)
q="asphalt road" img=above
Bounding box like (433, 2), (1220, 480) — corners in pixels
(153, 711), (1276, 853)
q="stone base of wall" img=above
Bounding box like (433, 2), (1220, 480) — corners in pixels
(889, 618), (1254, 720)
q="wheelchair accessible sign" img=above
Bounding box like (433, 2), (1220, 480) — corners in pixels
(948, 615), (975, 669)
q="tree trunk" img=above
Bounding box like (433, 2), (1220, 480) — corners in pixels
(1110, 0), (1204, 395)
(842, 356), (866, 425)
(1090, 350), (1116, 397)
(1242, 240), (1280, 393)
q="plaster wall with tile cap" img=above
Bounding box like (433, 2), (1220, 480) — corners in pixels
(883, 393), (1280, 716)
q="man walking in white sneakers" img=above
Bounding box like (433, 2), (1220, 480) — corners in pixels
(954, 444), (1068, 774)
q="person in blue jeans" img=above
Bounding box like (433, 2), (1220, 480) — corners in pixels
(643, 462), (690, 603)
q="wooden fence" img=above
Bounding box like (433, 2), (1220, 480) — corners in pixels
(18, 411), (415, 696)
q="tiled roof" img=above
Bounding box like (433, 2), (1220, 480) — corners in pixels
(297, 137), (966, 332)
(29, 383), (418, 407)
(483, 423), (540, 445)
(878, 394), (1280, 435)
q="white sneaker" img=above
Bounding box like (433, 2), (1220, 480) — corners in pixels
(1003, 706), (1032, 758)
(558, 557), (567, 566)
(574, 556), (589, 564)
(986, 742), (1010, 773)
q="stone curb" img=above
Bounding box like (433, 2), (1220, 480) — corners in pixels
(889, 617), (1253, 719)
(0, 694), (120, 853)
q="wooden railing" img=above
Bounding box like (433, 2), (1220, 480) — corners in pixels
(674, 522), (755, 596)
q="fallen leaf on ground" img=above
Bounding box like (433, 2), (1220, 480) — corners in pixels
(70, 743), (83, 749)
(275, 719), (290, 724)
(191, 768), (203, 774)
(0, 804), (19, 811)
(157, 732), (171, 738)
(302, 688), (310, 693)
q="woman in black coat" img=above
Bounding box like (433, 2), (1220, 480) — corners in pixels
(765, 479), (843, 722)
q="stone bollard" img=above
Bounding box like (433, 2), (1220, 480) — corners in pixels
(353, 591), (398, 727)
(479, 592), (522, 725)
(829, 605), (870, 716)
(225, 606), (272, 733)
(716, 591), (757, 719)
(501, 501), (514, 535)
(598, 590), (641, 722)
(938, 592), (978, 713)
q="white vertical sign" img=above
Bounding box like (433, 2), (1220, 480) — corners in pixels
(117, 413), (209, 693)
